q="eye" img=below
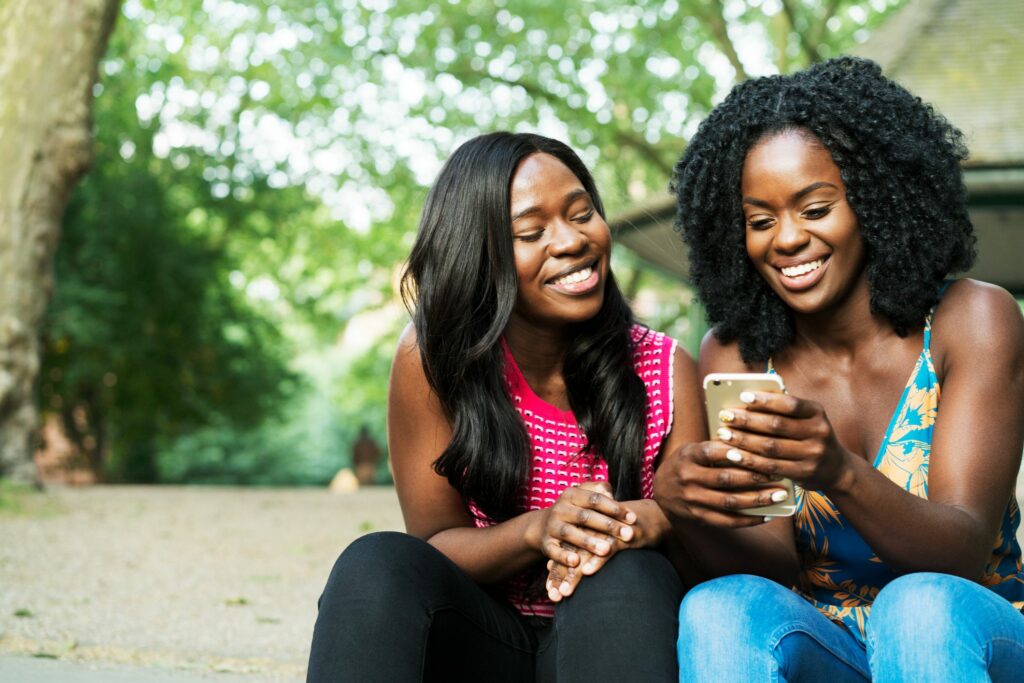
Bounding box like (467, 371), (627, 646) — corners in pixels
(747, 217), (774, 231)
(515, 230), (544, 243)
(803, 205), (832, 220)
(571, 209), (595, 224)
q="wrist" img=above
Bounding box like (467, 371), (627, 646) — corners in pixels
(823, 450), (858, 497)
(523, 508), (548, 554)
(631, 499), (671, 546)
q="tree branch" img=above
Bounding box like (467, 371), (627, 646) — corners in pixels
(807, 0), (843, 57)
(779, 0), (821, 63)
(452, 66), (674, 176)
(614, 129), (674, 177)
(702, 0), (750, 81)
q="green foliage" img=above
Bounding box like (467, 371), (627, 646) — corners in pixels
(37, 0), (905, 484)
(157, 384), (346, 485)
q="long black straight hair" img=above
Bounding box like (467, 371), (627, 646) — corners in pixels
(401, 132), (647, 523)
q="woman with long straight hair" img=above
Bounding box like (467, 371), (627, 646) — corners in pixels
(307, 132), (708, 681)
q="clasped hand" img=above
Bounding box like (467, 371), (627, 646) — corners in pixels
(535, 481), (647, 603)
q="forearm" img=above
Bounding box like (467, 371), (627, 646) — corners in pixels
(826, 455), (993, 578)
(427, 509), (546, 584)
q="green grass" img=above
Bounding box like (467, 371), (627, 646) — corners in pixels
(0, 480), (63, 517)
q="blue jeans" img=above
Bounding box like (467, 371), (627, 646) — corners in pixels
(677, 573), (1024, 682)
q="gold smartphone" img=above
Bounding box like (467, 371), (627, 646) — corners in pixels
(703, 373), (796, 517)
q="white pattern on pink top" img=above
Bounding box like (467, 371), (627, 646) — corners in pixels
(469, 324), (677, 617)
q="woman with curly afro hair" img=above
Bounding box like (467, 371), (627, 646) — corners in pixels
(654, 57), (1024, 681)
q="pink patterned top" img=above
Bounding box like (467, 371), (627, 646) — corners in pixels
(471, 325), (677, 617)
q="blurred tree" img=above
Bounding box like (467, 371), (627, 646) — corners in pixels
(32, 0), (904, 483)
(0, 0), (121, 482)
(39, 11), (298, 482)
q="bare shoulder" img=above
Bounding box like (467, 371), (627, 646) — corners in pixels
(389, 322), (444, 414)
(932, 279), (1024, 370)
(392, 323), (426, 381)
(671, 344), (697, 376)
(698, 328), (757, 376)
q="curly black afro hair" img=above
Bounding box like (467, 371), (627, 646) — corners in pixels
(671, 56), (976, 364)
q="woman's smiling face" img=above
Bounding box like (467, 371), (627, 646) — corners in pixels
(507, 152), (611, 329)
(742, 129), (867, 316)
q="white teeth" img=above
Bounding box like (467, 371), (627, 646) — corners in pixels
(552, 266), (593, 286)
(780, 259), (823, 278)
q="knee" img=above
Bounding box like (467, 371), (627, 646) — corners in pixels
(678, 575), (784, 646)
(320, 532), (441, 609)
(557, 550), (682, 627)
(869, 572), (967, 644)
(572, 549), (681, 600)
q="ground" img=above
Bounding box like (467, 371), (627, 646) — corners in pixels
(0, 485), (404, 682)
(2, 473), (1023, 682)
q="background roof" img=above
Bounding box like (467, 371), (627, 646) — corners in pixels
(613, 0), (1024, 292)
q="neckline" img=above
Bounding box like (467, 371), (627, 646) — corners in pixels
(500, 338), (576, 421)
(767, 310), (938, 470)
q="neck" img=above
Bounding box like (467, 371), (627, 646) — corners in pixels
(789, 273), (889, 355)
(503, 314), (571, 382)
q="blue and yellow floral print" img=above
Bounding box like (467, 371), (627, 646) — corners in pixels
(780, 290), (1024, 643)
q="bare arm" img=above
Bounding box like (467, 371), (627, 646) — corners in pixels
(828, 281), (1024, 576)
(653, 342), (800, 585)
(719, 281), (1024, 578)
(389, 325), (634, 585)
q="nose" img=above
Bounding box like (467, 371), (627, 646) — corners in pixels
(773, 214), (810, 254)
(547, 219), (588, 256)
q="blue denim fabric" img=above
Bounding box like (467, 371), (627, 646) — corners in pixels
(677, 573), (1024, 682)
(677, 575), (869, 682)
(867, 572), (1024, 683)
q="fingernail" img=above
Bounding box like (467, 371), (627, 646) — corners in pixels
(771, 490), (788, 503)
(717, 427), (733, 442)
(740, 391), (756, 404)
(726, 448), (742, 463)
(560, 581), (572, 595)
(718, 409), (735, 423)
(619, 526), (633, 541)
(583, 561), (597, 574)
(548, 587), (561, 601)
(594, 540), (610, 555)
(625, 511), (637, 524)
(567, 552), (579, 565)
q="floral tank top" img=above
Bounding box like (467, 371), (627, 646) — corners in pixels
(780, 290), (1024, 643)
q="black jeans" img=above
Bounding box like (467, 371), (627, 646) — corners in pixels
(306, 531), (683, 682)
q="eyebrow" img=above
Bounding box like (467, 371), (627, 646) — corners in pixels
(511, 188), (591, 223)
(742, 181), (838, 208)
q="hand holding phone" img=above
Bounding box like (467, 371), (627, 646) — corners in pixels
(704, 373), (796, 517)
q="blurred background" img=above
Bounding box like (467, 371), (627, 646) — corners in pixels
(20, 0), (942, 487)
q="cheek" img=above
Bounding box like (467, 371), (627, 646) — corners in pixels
(744, 230), (769, 263)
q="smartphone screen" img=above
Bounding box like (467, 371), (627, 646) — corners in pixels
(703, 373), (796, 517)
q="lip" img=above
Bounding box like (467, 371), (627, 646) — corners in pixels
(546, 258), (601, 295)
(773, 255), (830, 292)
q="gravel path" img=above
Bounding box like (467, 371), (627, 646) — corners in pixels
(0, 485), (404, 681)
(2, 474), (1022, 681)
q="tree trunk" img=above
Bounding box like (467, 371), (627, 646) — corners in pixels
(0, 0), (120, 482)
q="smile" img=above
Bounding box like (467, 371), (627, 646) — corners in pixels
(774, 256), (830, 292)
(547, 261), (601, 295)
(551, 266), (593, 286)
(779, 258), (824, 278)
